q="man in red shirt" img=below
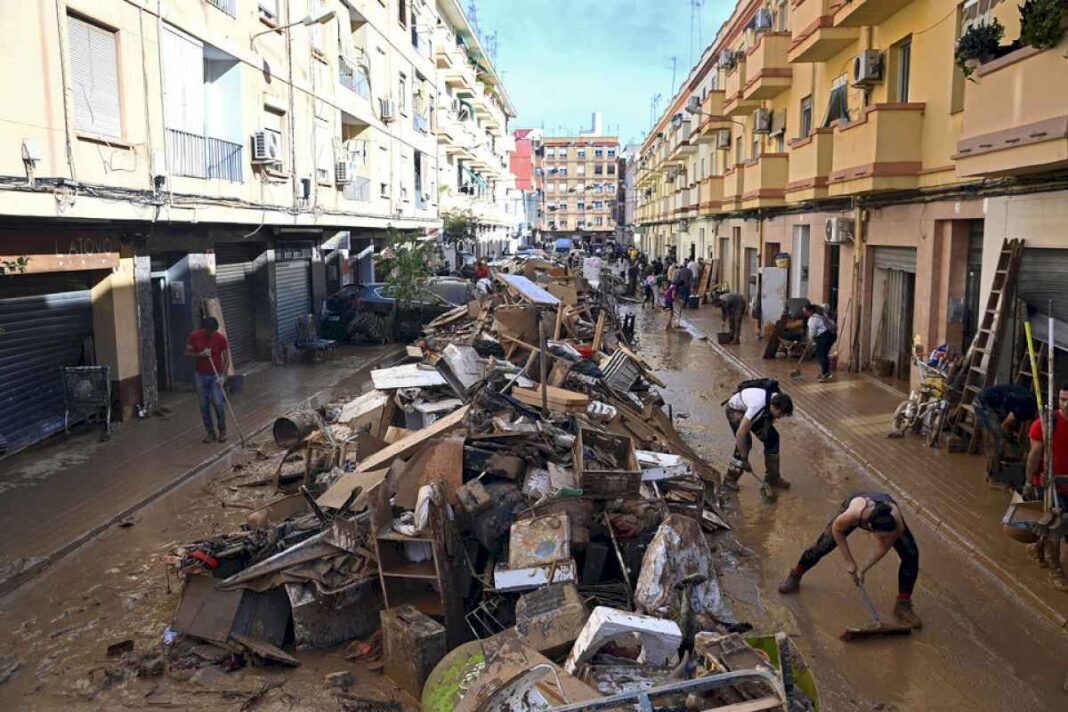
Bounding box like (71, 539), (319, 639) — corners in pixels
(184, 317), (230, 443)
(1025, 381), (1068, 592)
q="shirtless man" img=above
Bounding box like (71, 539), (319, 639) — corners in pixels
(777, 491), (922, 629)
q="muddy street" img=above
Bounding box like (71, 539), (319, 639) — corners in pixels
(632, 307), (1068, 711)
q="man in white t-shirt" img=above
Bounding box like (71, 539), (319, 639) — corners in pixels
(723, 382), (794, 492)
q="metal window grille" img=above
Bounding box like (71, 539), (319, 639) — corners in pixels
(165, 128), (243, 181)
(206, 0), (237, 16)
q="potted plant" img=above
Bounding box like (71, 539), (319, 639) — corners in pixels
(1019, 0), (1068, 50)
(955, 19), (1005, 79)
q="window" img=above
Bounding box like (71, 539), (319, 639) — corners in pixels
(593, 200), (603, 209)
(398, 73), (408, 114)
(559, 167), (567, 176)
(608, 164), (616, 175)
(309, 0), (325, 53)
(594, 148), (604, 158)
(593, 184), (602, 193)
(607, 148), (617, 158)
(894, 36), (912, 102)
(821, 75), (849, 127)
(577, 164), (585, 175)
(547, 183), (555, 193)
(735, 136), (744, 164)
(594, 164), (604, 175)
(316, 117), (332, 183)
(379, 145), (390, 197)
(700, 158), (706, 180)
(398, 0), (407, 27)
(258, 0), (279, 19)
(546, 147), (555, 157)
(799, 95), (812, 138)
(776, 0), (789, 31)
(68, 15), (122, 138)
(559, 147), (568, 158)
(577, 201), (585, 210)
(577, 148), (586, 158)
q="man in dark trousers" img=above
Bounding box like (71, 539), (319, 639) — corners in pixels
(723, 381), (794, 491)
(713, 292), (747, 344)
(675, 259), (694, 309)
(185, 316), (230, 443)
(803, 303), (837, 381)
(778, 491), (923, 628)
(975, 383), (1038, 486)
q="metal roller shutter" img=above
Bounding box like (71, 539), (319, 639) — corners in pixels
(274, 259), (311, 347)
(216, 263), (256, 366)
(1019, 248), (1068, 351)
(871, 246), (917, 274)
(0, 280), (94, 456)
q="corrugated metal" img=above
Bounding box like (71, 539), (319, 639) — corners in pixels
(1019, 248), (1068, 328)
(872, 246), (917, 274)
(274, 259), (311, 346)
(216, 263), (256, 366)
(0, 286), (93, 456)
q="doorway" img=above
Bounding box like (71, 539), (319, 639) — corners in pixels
(870, 247), (918, 381)
(790, 225), (810, 300)
(151, 275), (171, 392)
(744, 248), (758, 306)
(719, 237), (731, 288)
(825, 243), (841, 318)
(962, 221), (984, 352)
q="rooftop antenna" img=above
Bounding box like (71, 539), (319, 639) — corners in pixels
(484, 30), (498, 63)
(689, 0), (705, 68)
(466, 0), (481, 37)
(667, 56), (679, 94)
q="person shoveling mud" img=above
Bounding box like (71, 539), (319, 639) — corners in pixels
(777, 491), (923, 633)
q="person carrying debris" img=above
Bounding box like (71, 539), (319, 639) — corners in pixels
(674, 260), (694, 310)
(803, 303), (837, 382)
(712, 292), (747, 344)
(723, 379), (793, 491)
(1024, 381), (1068, 592)
(185, 316), (230, 443)
(975, 383), (1038, 486)
(778, 491), (923, 629)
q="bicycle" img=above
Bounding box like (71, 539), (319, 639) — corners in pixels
(890, 358), (952, 448)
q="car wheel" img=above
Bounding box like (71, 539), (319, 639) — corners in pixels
(348, 312), (389, 344)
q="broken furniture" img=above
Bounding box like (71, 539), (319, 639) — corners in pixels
(381, 604), (447, 699)
(295, 314), (337, 362)
(574, 427), (641, 499)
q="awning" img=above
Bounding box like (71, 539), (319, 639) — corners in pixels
(461, 165), (487, 189)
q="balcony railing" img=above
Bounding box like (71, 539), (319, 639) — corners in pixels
(828, 103), (925, 196)
(342, 176), (372, 202)
(339, 60), (370, 99)
(206, 0), (236, 17)
(165, 128), (243, 182)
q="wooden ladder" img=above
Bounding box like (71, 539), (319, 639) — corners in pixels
(954, 238), (1025, 452)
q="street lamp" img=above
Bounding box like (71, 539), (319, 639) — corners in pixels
(684, 97), (747, 131)
(250, 8), (336, 42)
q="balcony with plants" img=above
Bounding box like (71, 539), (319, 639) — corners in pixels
(953, 2), (1068, 177)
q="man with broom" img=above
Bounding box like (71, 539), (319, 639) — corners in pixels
(185, 316), (231, 443)
(777, 491), (923, 630)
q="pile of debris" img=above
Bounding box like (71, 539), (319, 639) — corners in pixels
(161, 261), (818, 711)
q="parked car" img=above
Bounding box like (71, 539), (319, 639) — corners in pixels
(321, 278), (475, 343)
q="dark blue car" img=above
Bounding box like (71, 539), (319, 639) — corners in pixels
(321, 278), (475, 343)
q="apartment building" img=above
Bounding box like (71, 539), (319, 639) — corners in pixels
(0, 0), (514, 456)
(637, 0), (1068, 386)
(507, 128), (542, 243)
(537, 135), (621, 242)
(616, 144), (641, 244)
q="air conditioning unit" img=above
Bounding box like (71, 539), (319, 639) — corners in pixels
(335, 159), (355, 184)
(252, 129), (281, 162)
(754, 8), (773, 32)
(687, 95), (701, 114)
(379, 98), (397, 122)
(852, 50), (884, 86)
(719, 49), (737, 70)
(753, 108), (772, 134)
(825, 217), (856, 244)
(716, 129), (731, 150)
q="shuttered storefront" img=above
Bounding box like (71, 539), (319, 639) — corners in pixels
(0, 274), (95, 456)
(214, 244), (259, 367)
(871, 246), (917, 274)
(274, 259), (311, 348)
(1019, 248), (1068, 351)
(871, 247), (917, 379)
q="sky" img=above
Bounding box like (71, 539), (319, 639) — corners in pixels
(474, 0), (732, 146)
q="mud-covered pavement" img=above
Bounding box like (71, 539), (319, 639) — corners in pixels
(2, 307), (1067, 711)
(635, 307), (1068, 711)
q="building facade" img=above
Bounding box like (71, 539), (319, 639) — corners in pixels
(537, 135), (621, 243)
(0, 0), (514, 457)
(637, 0), (1068, 386)
(508, 128), (543, 245)
(616, 144), (641, 245)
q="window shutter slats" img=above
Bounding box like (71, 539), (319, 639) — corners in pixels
(68, 16), (121, 138)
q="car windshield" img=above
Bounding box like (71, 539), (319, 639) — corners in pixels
(427, 281), (473, 306)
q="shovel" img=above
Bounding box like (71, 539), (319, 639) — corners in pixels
(840, 582), (912, 642)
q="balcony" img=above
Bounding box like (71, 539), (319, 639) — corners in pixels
(954, 44), (1068, 178)
(722, 163), (746, 211)
(697, 91), (734, 143)
(165, 128), (243, 182)
(743, 32), (792, 101)
(342, 176), (372, 203)
(723, 60), (759, 117)
(672, 118), (698, 158)
(789, 0), (858, 64)
(786, 128), (834, 203)
(740, 153), (788, 210)
(828, 103), (925, 196)
(697, 176), (725, 215)
(833, 0), (914, 27)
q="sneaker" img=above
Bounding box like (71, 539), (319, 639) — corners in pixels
(202, 431), (217, 443)
(778, 572), (801, 595)
(892, 600), (923, 629)
(217, 430), (227, 443)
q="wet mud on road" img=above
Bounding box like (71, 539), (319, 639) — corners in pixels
(635, 307), (1068, 711)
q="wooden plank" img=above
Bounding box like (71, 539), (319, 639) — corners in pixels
(511, 385), (589, 409)
(591, 311), (607, 354)
(553, 304), (564, 340)
(356, 405), (470, 473)
(317, 468), (389, 510)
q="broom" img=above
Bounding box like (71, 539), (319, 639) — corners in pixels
(840, 582), (913, 642)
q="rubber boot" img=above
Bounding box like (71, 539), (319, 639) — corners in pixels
(892, 599), (923, 629)
(764, 454), (791, 490)
(778, 571), (801, 594)
(217, 428), (227, 443)
(723, 464), (743, 492)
